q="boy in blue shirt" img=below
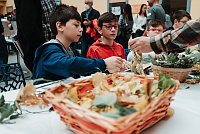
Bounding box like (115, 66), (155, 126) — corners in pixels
(33, 4), (126, 83)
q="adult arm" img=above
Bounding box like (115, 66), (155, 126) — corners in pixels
(150, 20), (200, 53)
(129, 20), (200, 53)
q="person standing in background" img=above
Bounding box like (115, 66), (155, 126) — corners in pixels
(132, 4), (147, 38)
(161, 2), (172, 29)
(0, 20), (8, 66)
(147, 0), (166, 24)
(81, 0), (100, 57)
(14, 0), (56, 72)
(11, 9), (16, 21)
(116, 4), (133, 49)
(40, 0), (57, 41)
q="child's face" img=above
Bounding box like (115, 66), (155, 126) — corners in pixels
(98, 22), (118, 40)
(146, 25), (163, 37)
(58, 19), (82, 42)
(174, 16), (190, 29)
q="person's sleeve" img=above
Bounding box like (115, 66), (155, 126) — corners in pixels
(118, 15), (123, 25)
(89, 10), (100, 28)
(147, 8), (155, 21)
(0, 20), (4, 33)
(132, 15), (139, 32)
(95, 10), (100, 19)
(81, 11), (85, 27)
(150, 20), (200, 54)
(42, 45), (106, 77)
(127, 52), (133, 62)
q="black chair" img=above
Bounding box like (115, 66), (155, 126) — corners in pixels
(11, 37), (24, 63)
(0, 63), (26, 93)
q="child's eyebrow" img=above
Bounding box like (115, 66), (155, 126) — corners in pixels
(75, 20), (81, 24)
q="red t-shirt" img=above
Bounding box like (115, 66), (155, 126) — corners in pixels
(86, 40), (126, 59)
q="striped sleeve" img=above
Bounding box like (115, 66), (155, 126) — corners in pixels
(150, 20), (200, 54)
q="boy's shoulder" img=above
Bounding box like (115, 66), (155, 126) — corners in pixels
(38, 39), (63, 51)
(35, 39), (64, 58)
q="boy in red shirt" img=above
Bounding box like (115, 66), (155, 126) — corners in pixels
(86, 12), (126, 59)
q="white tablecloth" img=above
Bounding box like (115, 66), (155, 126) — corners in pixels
(143, 83), (200, 134)
(0, 82), (200, 134)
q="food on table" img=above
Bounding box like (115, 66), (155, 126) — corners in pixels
(45, 72), (178, 118)
(131, 51), (144, 75)
(16, 82), (48, 106)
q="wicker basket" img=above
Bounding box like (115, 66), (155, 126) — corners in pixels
(151, 65), (192, 82)
(44, 73), (179, 134)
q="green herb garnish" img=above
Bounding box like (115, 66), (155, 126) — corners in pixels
(0, 95), (21, 123)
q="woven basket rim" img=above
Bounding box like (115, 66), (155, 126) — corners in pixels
(44, 73), (180, 133)
(45, 82), (179, 120)
(151, 64), (192, 71)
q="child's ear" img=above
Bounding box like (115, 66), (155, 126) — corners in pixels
(173, 19), (179, 28)
(56, 22), (64, 32)
(97, 27), (103, 35)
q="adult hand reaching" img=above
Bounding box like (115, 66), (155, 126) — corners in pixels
(104, 56), (124, 73)
(128, 37), (153, 53)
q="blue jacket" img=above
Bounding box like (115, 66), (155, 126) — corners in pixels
(33, 40), (106, 82)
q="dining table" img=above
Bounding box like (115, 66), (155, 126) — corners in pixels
(0, 77), (200, 134)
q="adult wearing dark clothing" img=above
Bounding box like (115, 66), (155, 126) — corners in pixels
(0, 20), (8, 65)
(14, 0), (46, 72)
(116, 4), (133, 49)
(81, 0), (100, 57)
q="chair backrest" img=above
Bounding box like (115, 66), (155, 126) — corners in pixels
(0, 63), (26, 92)
(11, 38), (24, 59)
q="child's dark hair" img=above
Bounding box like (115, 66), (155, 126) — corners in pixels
(98, 12), (118, 28)
(146, 20), (165, 30)
(171, 10), (191, 23)
(49, 4), (81, 38)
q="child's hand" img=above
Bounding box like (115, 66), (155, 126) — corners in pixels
(120, 59), (131, 71)
(104, 56), (124, 73)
